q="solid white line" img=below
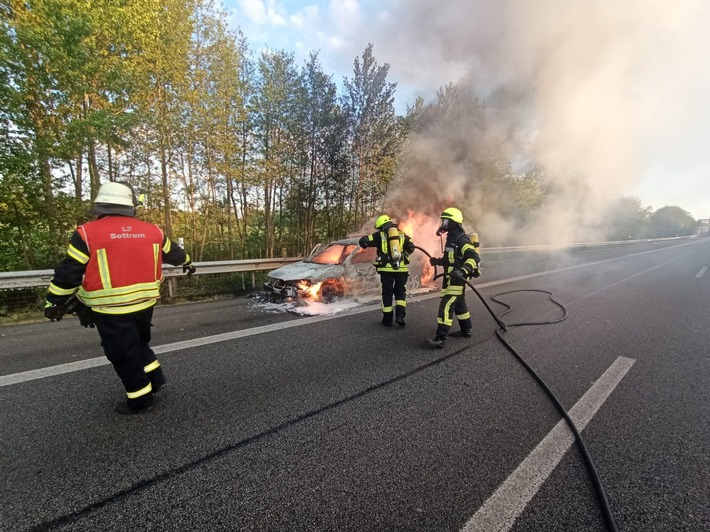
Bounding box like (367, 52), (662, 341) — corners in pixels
(0, 357), (111, 387)
(695, 266), (707, 278)
(0, 306), (380, 387)
(461, 356), (636, 532)
(0, 238), (695, 387)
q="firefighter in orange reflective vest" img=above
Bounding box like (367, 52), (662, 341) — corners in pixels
(427, 207), (481, 347)
(44, 182), (195, 415)
(359, 214), (415, 327)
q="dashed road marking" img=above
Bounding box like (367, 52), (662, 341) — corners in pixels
(461, 356), (635, 532)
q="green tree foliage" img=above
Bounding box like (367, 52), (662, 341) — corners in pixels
(0, 0), (194, 262)
(647, 206), (697, 238)
(290, 52), (348, 252)
(253, 49), (301, 257)
(342, 43), (399, 228)
(602, 196), (651, 240)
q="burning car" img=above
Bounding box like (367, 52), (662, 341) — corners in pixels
(263, 236), (431, 303)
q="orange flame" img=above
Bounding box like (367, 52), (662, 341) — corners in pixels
(398, 209), (442, 286)
(297, 280), (323, 299)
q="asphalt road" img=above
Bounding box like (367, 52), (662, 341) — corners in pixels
(1, 238), (709, 531)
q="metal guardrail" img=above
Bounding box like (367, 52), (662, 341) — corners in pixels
(0, 236), (692, 291)
(0, 258), (302, 290)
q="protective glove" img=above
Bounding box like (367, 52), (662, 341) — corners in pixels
(183, 261), (196, 277)
(44, 301), (66, 322)
(450, 268), (466, 280)
(472, 268), (481, 278)
(75, 303), (95, 328)
(429, 256), (442, 267)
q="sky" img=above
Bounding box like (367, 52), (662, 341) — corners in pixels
(223, 0), (710, 224)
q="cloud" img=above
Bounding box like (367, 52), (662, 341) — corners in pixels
(290, 4), (320, 28)
(237, 0), (288, 25)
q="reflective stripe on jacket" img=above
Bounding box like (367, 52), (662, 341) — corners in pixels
(77, 217), (166, 313)
(360, 229), (412, 273)
(441, 232), (480, 290)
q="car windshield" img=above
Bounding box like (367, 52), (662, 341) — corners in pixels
(309, 244), (355, 265)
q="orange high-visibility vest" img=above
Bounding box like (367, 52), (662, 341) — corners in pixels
(75, 217), (168, 314)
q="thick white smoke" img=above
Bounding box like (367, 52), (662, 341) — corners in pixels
(366, 0), (709, 245)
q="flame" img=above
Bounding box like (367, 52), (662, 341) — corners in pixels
(397, 209), (442, 286)
(298, 280), (322, 299)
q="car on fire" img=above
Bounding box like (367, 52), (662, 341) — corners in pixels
(263, 236), (431, 303)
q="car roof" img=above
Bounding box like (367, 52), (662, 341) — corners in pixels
(327, 237), (361, 246)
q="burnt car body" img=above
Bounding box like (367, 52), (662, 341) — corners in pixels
(263, 237), (427, 303)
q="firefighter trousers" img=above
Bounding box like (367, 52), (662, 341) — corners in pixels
(435, 290), (472, 338)
(93, 306), (164, 408)
(379, 270), (408, 325)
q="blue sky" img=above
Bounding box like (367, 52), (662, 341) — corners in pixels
(222, 0), (441, 110)
(222, 0), (710, 222)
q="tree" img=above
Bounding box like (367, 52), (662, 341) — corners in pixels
(0, 0), (179, 261)
(648, 206), (696, 238)
(602, 196), (651, 240)
(290, 52), (347, 252)
(253, 49), (300, 257)
(342, 43), (399, 229)
(129, 0), (195, 239)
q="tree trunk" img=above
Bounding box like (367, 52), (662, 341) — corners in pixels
(160, 142), (173, 238)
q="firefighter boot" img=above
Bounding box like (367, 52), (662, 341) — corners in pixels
(395, 309), (406, 327)
(427, 336), (446, 348)
(115, 394), (155, 415)
(150, 367), (167, 394)
(382, 312), (393, 327)
(115, 400), (154, 415)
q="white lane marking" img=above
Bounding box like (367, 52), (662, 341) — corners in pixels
(0, 358), (110, 387)
(0, 307), (379, 387)
(0, 238), (698, 387)
(461, 356), (635, 532)
(696, 266), (707, 278)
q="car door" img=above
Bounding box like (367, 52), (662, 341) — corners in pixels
(345, 245), (379, 293)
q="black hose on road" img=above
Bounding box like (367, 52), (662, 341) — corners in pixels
(415, 244), (619, 532)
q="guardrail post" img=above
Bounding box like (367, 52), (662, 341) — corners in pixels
(251, 272), (255, 288)
(168, 277), (177, 299)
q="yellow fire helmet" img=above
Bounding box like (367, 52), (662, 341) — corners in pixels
(374, 214), (391, 229)
(440, 207), (464, 224)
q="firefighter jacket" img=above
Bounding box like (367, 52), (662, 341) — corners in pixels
(432, 229), (480, 296)
(47, 215), (191, 315)
(358, 225), (415, 273)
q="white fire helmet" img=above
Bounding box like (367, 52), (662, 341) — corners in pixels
(94, 182), (136, 207)
(90, 182), (138, 217)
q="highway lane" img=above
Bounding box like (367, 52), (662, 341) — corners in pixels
(1, 238), (708, 531)
(0, 238), (692, 375)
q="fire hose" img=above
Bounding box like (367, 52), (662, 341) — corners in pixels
(413, 244), (619, 532)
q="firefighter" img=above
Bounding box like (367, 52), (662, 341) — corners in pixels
(427, 207), (481, 347)
(44, 182), (196, 415)
(359, 214), (415, 327)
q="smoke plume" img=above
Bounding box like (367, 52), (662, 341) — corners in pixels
(371, 0), (707, 245)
